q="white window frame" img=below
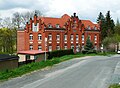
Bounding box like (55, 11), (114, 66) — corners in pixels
(38, 45), (42, 50)
(56, 24), (60, 28)
(82, 34), (84, 41)
(64, 45), (67, 50)
(48, 34), (52, 40)
(48, 46), (52, 51)
(29, 45), (33, 50)
(76, 34), (79, 41)
(71, 34), (74, 40)
(64, 35), (67, 41)
(38, 34), (42, 40)
(57, 34), (60, 40)
(71, 44), (74, 49)
(29, 34), (33, 40)
(94, 35), (97, 41)
(56, 45), (60, 50)
(32, 23), (39, 32)
(48, 24), (52, 28)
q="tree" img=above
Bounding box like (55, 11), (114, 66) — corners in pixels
(105, 11), (115, 37)
(12, 10), (43, 29)
(12, 12), (22, 29)
(84, 37), (94, 51)
(97, 12), (107, 40)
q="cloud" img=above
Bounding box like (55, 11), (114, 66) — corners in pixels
(0, 0), (120, 22)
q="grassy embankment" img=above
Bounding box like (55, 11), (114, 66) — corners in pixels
(0, 52), (116, 81)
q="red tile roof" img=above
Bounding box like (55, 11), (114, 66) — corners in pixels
(81, 20), (99, 29)
(17, 50), (47, 55)
(41, 14), (70, 28)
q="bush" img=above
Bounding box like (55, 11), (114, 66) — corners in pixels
(48, 49), (74, 59)
(82, 50), (97, 54)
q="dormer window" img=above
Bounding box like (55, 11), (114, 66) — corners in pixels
(88, 26), (91, 30)
(94, 27), (97, 30)
(48, 24), (52, 28)
(56, 24), (60, 28)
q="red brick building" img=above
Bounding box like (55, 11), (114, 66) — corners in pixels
(17, 13), (101, 53)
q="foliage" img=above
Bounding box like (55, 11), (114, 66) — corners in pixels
(84, 37), (94, 51)
(48, 49), (74, 59)
(97, 11), (115, 40)
(0, 28), (17, 54)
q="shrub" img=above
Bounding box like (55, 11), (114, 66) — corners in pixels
(48, 49), (74, 59)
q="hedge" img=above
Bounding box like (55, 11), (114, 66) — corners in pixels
(48, 49), (74, 59)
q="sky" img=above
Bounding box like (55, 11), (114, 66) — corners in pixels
(0, 0), (120, 23)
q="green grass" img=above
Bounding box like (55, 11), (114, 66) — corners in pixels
(0, 53), (116, 81)
(109, 84), (120, 88)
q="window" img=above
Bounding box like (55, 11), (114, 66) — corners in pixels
(48, 34), (52, 40)
(71, 34), (74, 40)
(29, 45), (33, 50)
(38, 45), (42, 50)
(82, 45), (84, 50)
(29, 34), (33, 40)
(64, 35), (67, 40)
(57, 34), (60, 40)
(94, 45), (97, 50)
(56, 24), (60, 28)
(48, 46), (52, 51)
(88, 26), (91, 30)
(76, 45), (79, 52)
(32, 23), (39, 32)
(56, 45), (60, 50)
(82, 34), (84, 41)
(94, 27), (97, 30)
(76, 34), (79, 41)
(64, 45), (67, 50)
(94, 35), (97, 41)
(48, 24), (52, 28)
(71, 44), (74, 49)
(38, 34), (42, 40)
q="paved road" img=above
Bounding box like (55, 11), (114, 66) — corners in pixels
(0, 55), (120, 88)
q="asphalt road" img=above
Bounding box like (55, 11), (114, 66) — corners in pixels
(0, 55), (120, 88)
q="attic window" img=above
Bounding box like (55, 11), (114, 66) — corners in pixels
(56, 24), (60, 28)
(94, 27), (97, 30)
(48, 24), (52, 28)
(88, 26), (91, 30)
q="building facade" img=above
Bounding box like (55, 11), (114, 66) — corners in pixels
(17, 13), (101, 52)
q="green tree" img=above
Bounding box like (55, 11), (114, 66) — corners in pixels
(97, 12), (107, 40)
(105, 11), (115, 36)
(84, 37), (94, 51)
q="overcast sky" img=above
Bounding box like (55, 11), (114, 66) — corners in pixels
(0, 0), (120, 23)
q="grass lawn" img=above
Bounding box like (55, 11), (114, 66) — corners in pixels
(109, 84), (120, 88)
(0, 52), (115, 81)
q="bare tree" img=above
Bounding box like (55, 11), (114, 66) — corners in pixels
(12, 12), (22, 29)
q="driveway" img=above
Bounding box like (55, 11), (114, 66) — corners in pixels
(0, 55), (120, 88)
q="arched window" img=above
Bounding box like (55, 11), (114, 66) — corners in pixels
(38, 34), (42, 40)
(29, 34), (33, 40)
(29, 45), (33, 50)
